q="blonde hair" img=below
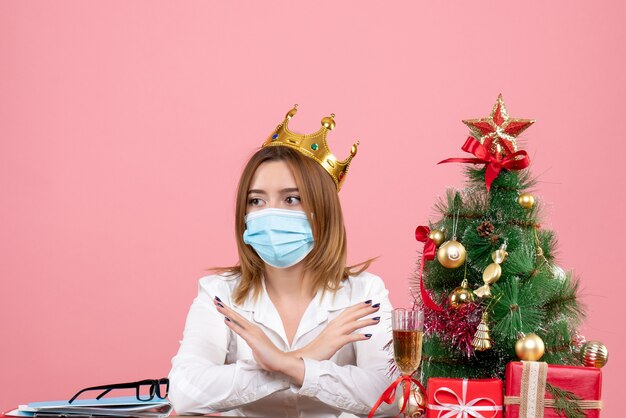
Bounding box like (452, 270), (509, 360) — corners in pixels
(210, 146), (377, 305)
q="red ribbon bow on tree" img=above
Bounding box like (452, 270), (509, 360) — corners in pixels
(415, 225), (443, 312)
(368, 375), (426, 418)
(438, 137), (531, 191)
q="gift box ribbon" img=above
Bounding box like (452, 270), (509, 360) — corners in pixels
(428, 378), (502, 418)
(503, 361), (602, 417)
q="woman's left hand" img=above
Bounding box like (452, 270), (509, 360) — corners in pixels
(212, 297), (305, 384)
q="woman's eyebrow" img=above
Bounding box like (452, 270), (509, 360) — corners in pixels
(248, 189), (267, 194)
(247, 187), (299, 195)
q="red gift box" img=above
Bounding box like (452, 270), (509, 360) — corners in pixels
(504, 361), (603, 418)
(426, 377), (503, 418)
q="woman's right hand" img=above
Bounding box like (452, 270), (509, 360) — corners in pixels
(291, 300), (381, 361)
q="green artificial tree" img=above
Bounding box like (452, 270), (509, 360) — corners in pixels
(412, 95), (586, 383)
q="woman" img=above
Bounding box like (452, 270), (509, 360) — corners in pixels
(168, 106), (399, 417)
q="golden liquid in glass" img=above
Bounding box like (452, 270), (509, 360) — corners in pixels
(393, 330), (423, 374)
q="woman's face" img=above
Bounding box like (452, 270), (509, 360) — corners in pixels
(246, 160), (303, 215)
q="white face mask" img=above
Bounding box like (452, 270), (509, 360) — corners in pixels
(242, 208), (315, 268)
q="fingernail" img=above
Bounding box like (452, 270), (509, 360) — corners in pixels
(364, 300), (372, 304)
(225, 317), (231, 322)
(365, 334), (372, 338)
(215, 296), (222, 302)
(217, 303), (224, 308)
(372, 303), (381, 308)
(373, 317), (380, 321)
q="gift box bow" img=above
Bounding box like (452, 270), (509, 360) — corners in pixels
(428, 379), (502, 418)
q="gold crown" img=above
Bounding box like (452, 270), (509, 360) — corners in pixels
(262, 104), (359, 192)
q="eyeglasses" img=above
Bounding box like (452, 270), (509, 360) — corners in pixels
(68, 378), (169, 404)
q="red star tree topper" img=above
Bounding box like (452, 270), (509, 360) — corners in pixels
(463, 94), (535, 156)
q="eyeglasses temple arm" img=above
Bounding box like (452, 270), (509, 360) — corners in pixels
(96, 388), (112, 400)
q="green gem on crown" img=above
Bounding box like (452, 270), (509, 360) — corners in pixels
(311, 143), (319, 151)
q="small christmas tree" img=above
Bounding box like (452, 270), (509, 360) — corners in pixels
(412, 95), (586, 382)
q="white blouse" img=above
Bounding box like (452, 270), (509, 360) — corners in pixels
(168, 271), (400, 417)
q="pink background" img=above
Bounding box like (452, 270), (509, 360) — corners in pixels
(1, 1), (624, 414)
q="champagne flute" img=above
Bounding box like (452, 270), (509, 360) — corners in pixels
(392, 308), (424, 417)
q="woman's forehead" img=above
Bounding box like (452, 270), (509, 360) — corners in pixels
(249, 160), (298, 191)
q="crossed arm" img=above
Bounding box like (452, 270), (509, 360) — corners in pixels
(214, 296), (382, 386)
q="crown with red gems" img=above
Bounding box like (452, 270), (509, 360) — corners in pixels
(262, 105), (359, 192)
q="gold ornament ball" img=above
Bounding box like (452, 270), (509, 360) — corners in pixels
(581, 340), (609, 368)
(515, 333), (545, 361)
(428, 229), (445, 247)
(518, 193), (535, 209)
(398, 388), (426, 417)
(449, 279), (474, 308)
(437, 240), (467, 268)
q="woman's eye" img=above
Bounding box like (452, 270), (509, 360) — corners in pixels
(286, 196), (301, 205)
(248, 198), (263, 206)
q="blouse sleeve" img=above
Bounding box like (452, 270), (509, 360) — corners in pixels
(295, 274), (401, 417)
(168, 277), (290, 415)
